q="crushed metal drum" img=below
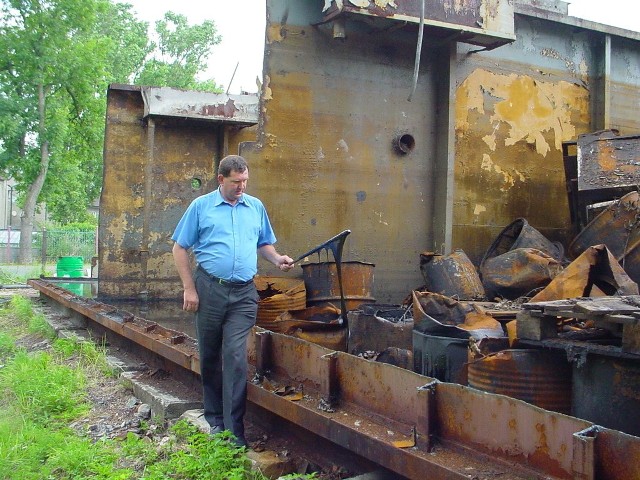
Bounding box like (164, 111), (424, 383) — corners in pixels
(419, 249), (486, 301)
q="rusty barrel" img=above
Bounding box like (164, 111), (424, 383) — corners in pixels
(420, 249), (486, 300)
(467, 349), (572, 414)
(301, 261), (375, 312)
(481, 217), (563, 265)
(255, 275), (306, 328)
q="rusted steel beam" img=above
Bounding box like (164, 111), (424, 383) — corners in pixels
(572, 426), (596, 480)
(29, 279), (199, 373)
(319, 351), (339, 408)
(248, 384), (468, 480)
(594, 427), (640, 479)
(435, 382), (593, 478)
(28, 279), (640, 480)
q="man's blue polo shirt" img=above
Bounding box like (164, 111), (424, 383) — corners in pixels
(172, 188), (277, 282)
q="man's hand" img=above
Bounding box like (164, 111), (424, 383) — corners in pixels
(259, 244), (295, 272)
(172, 242), (199, 312)
(277, 255), (295, 272)
(183, 287), (199, 312)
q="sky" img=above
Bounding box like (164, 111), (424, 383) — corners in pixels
(120, 0), (638, 95)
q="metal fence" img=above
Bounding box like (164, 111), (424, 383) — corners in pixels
(0, 229), (97, 267)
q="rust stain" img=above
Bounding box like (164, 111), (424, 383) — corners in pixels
(598, 143), (618, 171)
(535, 422), (549, 454)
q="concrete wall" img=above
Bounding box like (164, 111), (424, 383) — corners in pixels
(99, 85), (257, 299)
(242, 1), (441, 303)
(98, 1), (640, 305)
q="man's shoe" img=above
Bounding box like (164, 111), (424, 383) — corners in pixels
(209, 425), (224, 435)
(232, 435), (247, 448)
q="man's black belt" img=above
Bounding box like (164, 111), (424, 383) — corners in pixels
(197, 265), (253, 287)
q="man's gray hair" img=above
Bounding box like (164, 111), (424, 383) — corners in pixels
(218, 155), (248, 177)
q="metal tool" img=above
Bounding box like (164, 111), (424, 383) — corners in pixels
(292, 229), (351, 264)
(293, 229), (351, 322)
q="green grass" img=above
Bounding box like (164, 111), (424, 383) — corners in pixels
(0, 293), (321, 480)
(0, 265), (52, 285)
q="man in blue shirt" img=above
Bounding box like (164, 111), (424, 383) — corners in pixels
(172, 155), (294, 447)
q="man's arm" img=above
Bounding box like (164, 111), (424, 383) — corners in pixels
(172, 242), (199, 312)
(258, 244), (295, 272)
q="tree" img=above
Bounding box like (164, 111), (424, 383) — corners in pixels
(0, 0), (118, 262)
(0, 0), (223, 262)
(135, 11), (223, 91)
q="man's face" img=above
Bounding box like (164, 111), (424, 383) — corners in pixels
(218, 168), (249, 204)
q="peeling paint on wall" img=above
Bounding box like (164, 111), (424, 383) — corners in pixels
(346, 0), (398, 9)
(456, 69), (588, 157)
(262, 75), (273, 101)
(453, 67), (588, 263)
(481, 153), (526, 191)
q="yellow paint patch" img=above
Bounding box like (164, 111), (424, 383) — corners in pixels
(262, 75), (272, 101)
(483, 132), (497, 151)
(474, 204), (487, 215)
(481, 153), (493, 171)
(456, 70), (587, 157)
(266, 24), (284, 44)
(392, 437), (415, 448)
(283, 391), (304, 401)
(481, 154), (526, 192)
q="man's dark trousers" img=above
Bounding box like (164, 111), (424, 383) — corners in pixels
(194, 268), (258, 443)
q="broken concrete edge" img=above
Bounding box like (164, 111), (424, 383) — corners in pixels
(119, 371), (203, 421)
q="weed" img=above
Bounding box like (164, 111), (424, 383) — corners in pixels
(7, 295), (56, 339)
(53, 337), (114, 377)
(0, 331), (15, 358)
(0, 266), (47, 285)
(1, 349), (90, 425)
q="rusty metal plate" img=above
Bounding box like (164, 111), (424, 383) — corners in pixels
(577, 132), (640, 192)
(321, 0), (515, 48)
(141, 87), (259, 125)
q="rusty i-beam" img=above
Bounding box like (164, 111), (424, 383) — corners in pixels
(28, 279), (640, 480)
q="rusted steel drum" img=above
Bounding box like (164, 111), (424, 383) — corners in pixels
(480, 248), (563, 301)
(420, 249), (486, 301)
(255, 275), (306, 328)
(301, 261), (375, 312)
(568, 190), (640, 283)
(481, 218), (563, 264)
(467, 349), (572, 414)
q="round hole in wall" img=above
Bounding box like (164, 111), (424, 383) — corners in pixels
(393, 133), (415, 155)
(191, 178), (202, 190)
